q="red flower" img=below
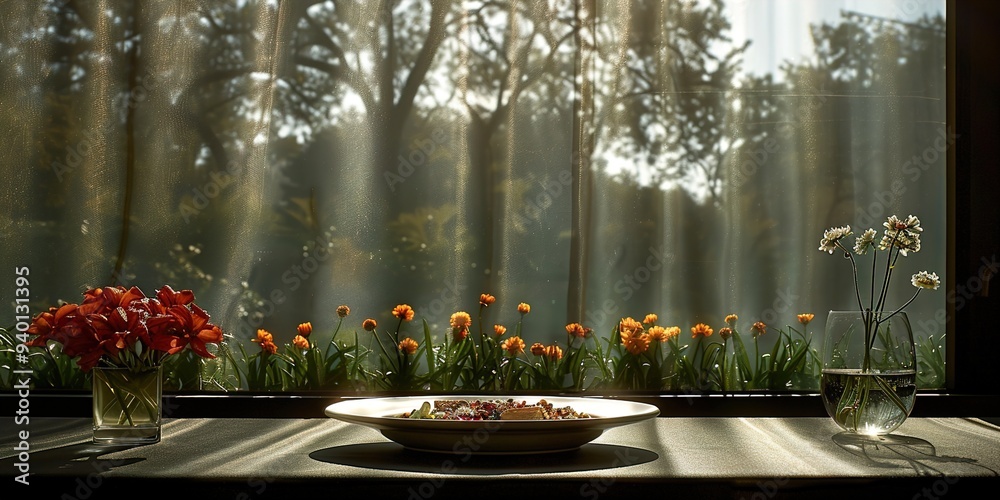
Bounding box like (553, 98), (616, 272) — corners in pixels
(156, 284), (195, 308)
(146, 303), (222, 358)
(77, 286), (147, 315)
(25, 285), (222, 371)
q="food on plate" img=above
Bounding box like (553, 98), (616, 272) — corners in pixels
(396, 398), (593, 420)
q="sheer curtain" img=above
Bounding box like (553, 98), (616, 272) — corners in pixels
(1, 0), (947, 387)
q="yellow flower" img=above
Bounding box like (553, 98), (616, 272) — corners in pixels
(719, 327), (733, 340)
(530, 342), (545, 356)
(544, 344), (563, 360)
(565, 322), (587, 338)
(797, 313), (815, 326)
(362, 318), (378, 331)
(493, 324), (507, 336)
(501, 336), (525, 355)
(752, 321), (767, 338)
(643, 313), (658, 325)
(691, 323), (713, 339)
(517, 302), (531, 315)
(297, 322), (312, 338)
(292, 334), (309, 349)
(725, 314), (738, 325)
(664, 326), (681, 340)
(480, 293), (496, 307)
(647, 326), (668, 342)
(623, 332), (651, 355)
(392, 304), (415, 321)
(336, 305), (350, 318)
(398, 337), (418, 355)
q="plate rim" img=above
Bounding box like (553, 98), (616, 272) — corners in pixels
(324, 394), (660, 431)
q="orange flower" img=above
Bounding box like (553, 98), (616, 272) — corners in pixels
(664, 326), (681, 340)
(392, 304), (415, 321)
(292, 334), (309, 349)
(647, 326), (668, 342)
(719, 327), (733, 340)
(544, 344), (563, 360)
(451, 312), (472, 342)
(643, 313), (658, 325)
(623, 332), (651, 355)
(450, 311), (472, 330)
(260, 340), (278, 355)
(797, 313), (815, 326)
(619, 317), (643, 336)
(752, 321), (767, 338)
(252, 329), (274, 345)
(530, 342), (545, 356)
(398, 337), (418, 355)
(493, 324), (507, 336)
(501, 336), (525, 355)
(337, 305), (350, 318)
(517, 302), (531, 314)
(253, 330), (278, 355)
(691, 323), (713, 339)
(725, 314), (738, 325)
(480, 293), (496, 307)
(297, 322), (312, 337)
(362, 318), (377, 331)
(565, 322), (587, 338)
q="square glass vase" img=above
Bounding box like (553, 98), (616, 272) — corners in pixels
(92, 365), (163, 445)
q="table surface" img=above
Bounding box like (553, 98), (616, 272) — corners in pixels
(3, 416), (1000, 499)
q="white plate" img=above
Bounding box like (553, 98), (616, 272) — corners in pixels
(324, 395), (660, 454)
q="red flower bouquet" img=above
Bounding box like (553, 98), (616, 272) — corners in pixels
(26, 284), (224, 371)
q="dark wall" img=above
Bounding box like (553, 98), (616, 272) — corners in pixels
(954, 0), (1000, 395)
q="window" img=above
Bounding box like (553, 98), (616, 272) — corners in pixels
(6, 1), (988, 414)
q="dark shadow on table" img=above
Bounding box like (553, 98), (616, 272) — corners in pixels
(310, 442), (657, 475)
(832, 432), (999, 476)
(0, 440), (147, 478)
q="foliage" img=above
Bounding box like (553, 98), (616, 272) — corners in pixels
(3, 290), (946, 394)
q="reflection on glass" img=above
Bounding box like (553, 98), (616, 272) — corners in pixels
(0, 0), (946, 392)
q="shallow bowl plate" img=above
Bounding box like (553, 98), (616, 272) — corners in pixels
(324, 395), (660, 454)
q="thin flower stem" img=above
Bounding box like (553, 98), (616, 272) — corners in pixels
(372, 330), (397, 373)
(836, 241), (866, 313)
(753, 334), (761, 379)
(326, 316), (345, 357)
(721, 338), (728, 392)
(478, 307), (485, 340)
(862, 309), (874, 371)
(102, 373), (135, 426)
(869, 246), (877, 314)
(393, 318), (404, 372)
(875, 232), (902, 314)
(876, 289), (922, 330)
